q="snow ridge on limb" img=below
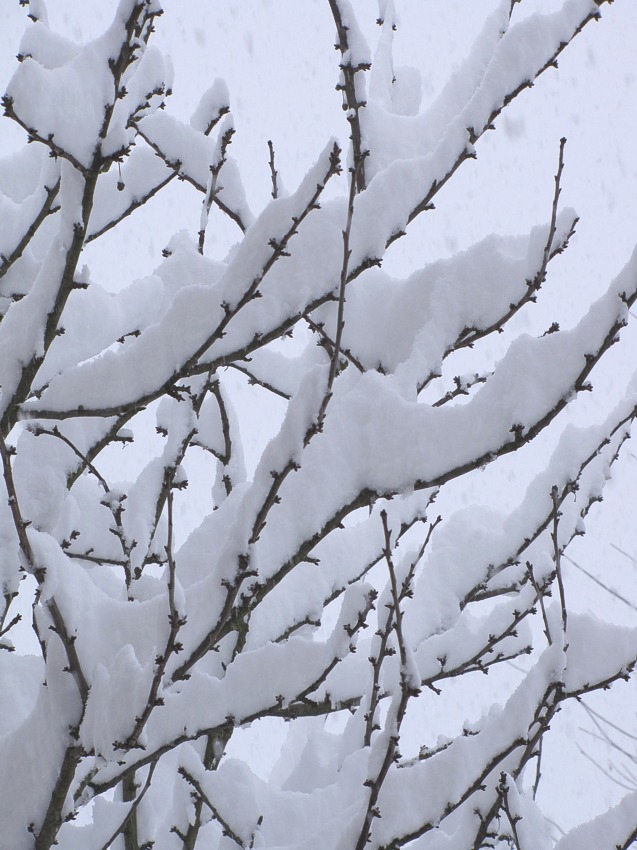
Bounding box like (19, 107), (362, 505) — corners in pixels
(137, 110), (253, 233)
(241, 242), (637, 595)
(4, 0), (167, 172)
(327, 207), (577, 389)
(349, 0), (609, 273)
(0, 149), (60, 288)
(0, 0), (165, 437)
(371, 614), (637, 850)
(21, 140), (343, 419)
(328, 0), (372, 191)
(554, 787), (637, 850)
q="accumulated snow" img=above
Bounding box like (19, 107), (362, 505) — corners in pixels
(23, 143), (344, 415)
(563, 613), (637, 695)
(190, 78), (230, 134)
(81, 642), (152, 757)
(327, 211), (576, 389)
(18, 19), (80, 70)
(177, 748), (368, 850)
(372, 643), (566, 845)
(554, 787), (637, 850)
(94, 586), (371, 784)
(0, 151), (59, 267)
(246, 265), (636, 583)
(138, 111), (253, 228)
(55, 796), (135, 850)
(87, 145), (174, 240)
(12, 429), (73, 532)
(354, 0), (599, 265)
(7, 3), (160, 169)
(0, 638), (80, 850)
(121, 394), (196, 573)
(0, 652), (42, 736)
(2, 0), (634, 846)
(31, 231), (225, 391)
(104, 45), (172, 160)
(138, 112), (217, 189)
(0, 161), (84, 418)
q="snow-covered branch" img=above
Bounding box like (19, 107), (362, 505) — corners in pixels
(0, 1), (634, 848)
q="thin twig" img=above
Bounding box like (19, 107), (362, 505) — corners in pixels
(575, 743), (635, 792)
(30, 425), (109, 491)
(542, 138), (567, 273)
(305, 315), (365, 373)
(579, 725), (637, 765)
(563, 553), (637, 612)
(328, 157), (361, 392)
(610, 542), (637, 565)
(354, 511), (421, 850)
(136, 125), (247, 233)
(97, 763), (157, 850)
(578, 699), (637, 743)
(328, 0), (369, 192)
(209, 376), (233, 494)
(227, 363), (291, 400)
(0, 179), (61, 280)
(199, 123), (235, 254)
(267, 139), (279, 199)
(532, 737), (543, 799)
(311, 151), (363, 440)
(124, 489), (185, 748)
(551, 485), (568, 636)
(86, 168), (176, 243)
(526, 561), (552, 645)
(178, 768), (246, 849)
(498, 773), (522, 850)
(432, 372), (490, 407)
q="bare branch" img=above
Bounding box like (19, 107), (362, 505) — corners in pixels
(328, 0), (369, 192)
(178, 767), (247, 849)
(86, 167), (176, 243)
(136, 125), (248, 233)
(0, 179), (61, 280)
(100, 763), (157, 850)
(551, 485), (568, 637)
(267, 139), (279, 200)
